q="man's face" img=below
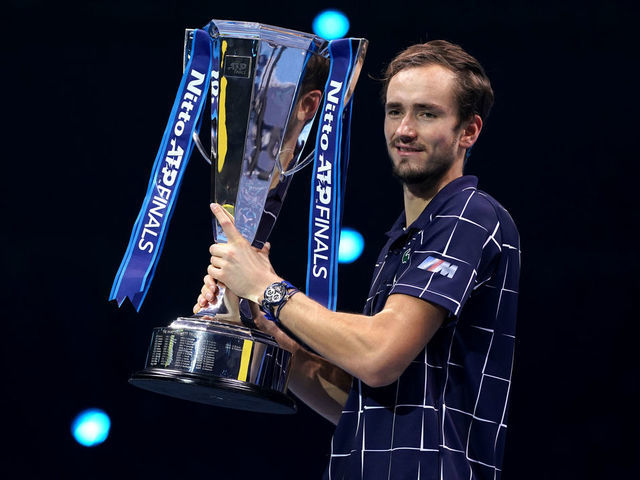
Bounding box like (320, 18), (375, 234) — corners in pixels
(384, 64), (465, 186)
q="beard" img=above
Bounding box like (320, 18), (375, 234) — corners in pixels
(390, 148), (455, 194)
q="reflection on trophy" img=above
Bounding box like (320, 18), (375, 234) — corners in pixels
(128, 20), (367, 413)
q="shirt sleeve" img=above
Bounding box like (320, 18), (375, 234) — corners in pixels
(389, 190), (501, 317)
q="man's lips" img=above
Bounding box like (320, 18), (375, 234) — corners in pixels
(394, 144), (425, 154)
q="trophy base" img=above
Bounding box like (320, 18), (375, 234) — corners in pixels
(129, 369), (296, 414)
(129, 317), (296, 414)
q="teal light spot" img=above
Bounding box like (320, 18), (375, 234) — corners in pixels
(339, 227), (364, 263)
(71, 408), (111, 447)
(312, 10), (350, 40)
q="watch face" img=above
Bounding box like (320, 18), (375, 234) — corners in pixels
(264, 283), (286, 304)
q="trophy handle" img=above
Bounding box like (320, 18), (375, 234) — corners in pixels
(192, 131), (214, 165)
(278, 39), (369, 181)
(184, 30), (216, 167)
(278, 149), (315, 178)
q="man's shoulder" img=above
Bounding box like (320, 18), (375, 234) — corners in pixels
(475, 188), (519, 236)
(438, 184), (518, 233)
(432, 184), (500, 227)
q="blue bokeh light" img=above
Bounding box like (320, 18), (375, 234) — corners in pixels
(71, 408), (111, 447)
(339, 227), (364, 264)
(312, 10), (350, 40)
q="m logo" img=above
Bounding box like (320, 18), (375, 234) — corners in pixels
(417, 256), (458, 278)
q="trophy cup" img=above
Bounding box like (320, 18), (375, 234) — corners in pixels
(118, 20), (367, 414)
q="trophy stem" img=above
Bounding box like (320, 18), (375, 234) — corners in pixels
(190, 285), (243, 325)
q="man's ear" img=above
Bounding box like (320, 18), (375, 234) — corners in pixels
(459, 114), (483, 149)
(297, 90), (322, 122)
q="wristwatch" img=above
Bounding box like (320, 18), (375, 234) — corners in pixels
(260, 280), (299, 323)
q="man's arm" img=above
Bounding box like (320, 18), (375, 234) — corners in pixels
(208, 203), (447, 388)
(270, 292), (445, 388)
(248, 302), (353, 425)
(276, 338), (352, 425)
(289, 350), (352, 425)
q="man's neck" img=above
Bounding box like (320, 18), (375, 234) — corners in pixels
(403, 168), (463, 228)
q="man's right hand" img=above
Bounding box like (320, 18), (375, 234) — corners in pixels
(192, 272), (301, 355)
(192, 234), (273, 316)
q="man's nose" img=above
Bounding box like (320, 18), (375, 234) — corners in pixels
(396, 115), (417, 139)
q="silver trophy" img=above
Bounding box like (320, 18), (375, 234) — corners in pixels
(129, 20), (367, 413)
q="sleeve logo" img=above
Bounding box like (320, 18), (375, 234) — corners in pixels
(417, 256), (458, 278)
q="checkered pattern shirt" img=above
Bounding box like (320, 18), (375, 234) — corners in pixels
(324, 176), (520, 480)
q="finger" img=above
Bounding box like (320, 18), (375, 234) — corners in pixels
(201, 284), (215, 302)
(193, 303), (201, 314)
(207, 264), (223, 282)
(216, 203), (235, 222)
(248, 301), (262, 318)
(253, 312), (281, 338)
(199, 291), (211, 305)
(209, 255), (225, 269)
(197, 293), (208, 308)
(203, 275), (219, 298)
(260, 242), (271, 256)
(254, 315), (298, 354)
(210, 203), (244, 242)
(203, 274), (216, 289)
(209, 243), (225, 257)
(255, 315), (278, 336)
(251, 243), (270, 257)
(248, 304), (273, 332)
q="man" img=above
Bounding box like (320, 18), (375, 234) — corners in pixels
(196, 40), (520, 479)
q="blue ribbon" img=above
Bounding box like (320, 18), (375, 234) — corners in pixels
(306, 39), (358, 311)
(110, 29), (212, 311)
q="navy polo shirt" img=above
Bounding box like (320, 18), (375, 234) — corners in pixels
(324, 176), (520, 480)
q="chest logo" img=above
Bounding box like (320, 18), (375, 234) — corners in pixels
(401, 249), (411, 263)
(418, 256), (458, 279)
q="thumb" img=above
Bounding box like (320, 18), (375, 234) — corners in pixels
(210, 203), (243, 242)
(261, 242), (271, 256)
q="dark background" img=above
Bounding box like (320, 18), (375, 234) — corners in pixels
(4, 0), (637, 478)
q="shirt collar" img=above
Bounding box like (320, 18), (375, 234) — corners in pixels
(385, 175), (479, 239)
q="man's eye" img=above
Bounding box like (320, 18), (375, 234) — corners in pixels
(419, 111), (436, 119)
(386, 109), (402, 117)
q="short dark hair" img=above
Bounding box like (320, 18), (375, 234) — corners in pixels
(300, 52), (330, 95)
(382, 40), (494, 124)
